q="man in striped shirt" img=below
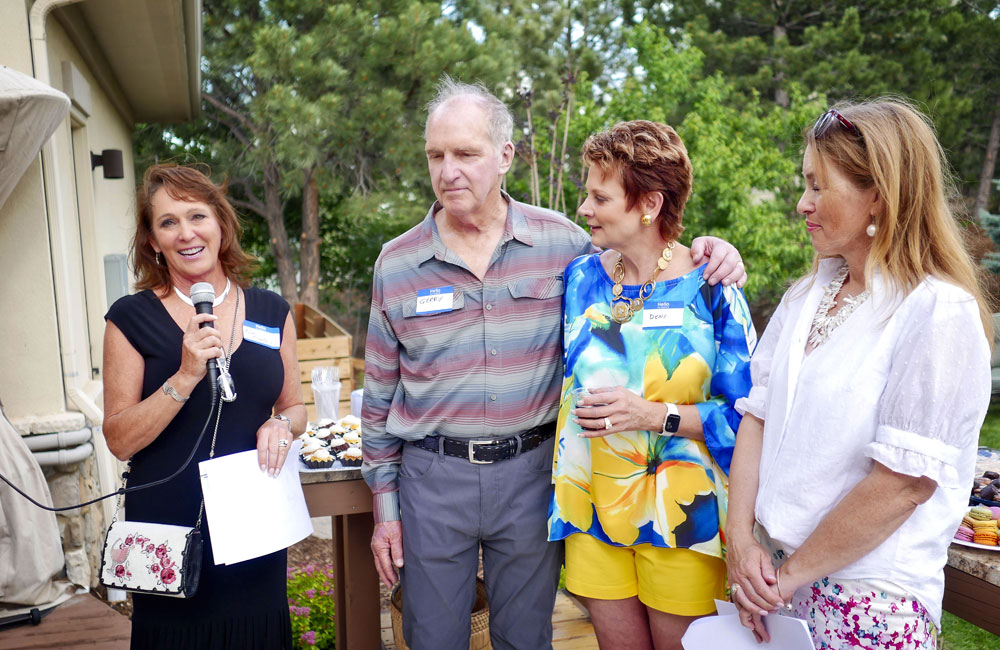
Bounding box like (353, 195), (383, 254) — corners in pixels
(361, 78), (746, 649)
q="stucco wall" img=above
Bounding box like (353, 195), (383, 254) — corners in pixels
(0, 0), (65, 416)
(45, 16), (137, 386)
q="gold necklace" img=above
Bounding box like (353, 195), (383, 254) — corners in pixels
(610, 242), (675, 323)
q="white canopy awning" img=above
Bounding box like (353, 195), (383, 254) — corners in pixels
(0, 66), (69, 210)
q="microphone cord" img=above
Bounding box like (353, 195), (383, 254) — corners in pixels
(0, 383), (219, 512)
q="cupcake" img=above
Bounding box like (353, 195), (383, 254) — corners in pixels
(302, 448), (335, 469)
(339, 447), (363, 467)
(314, 426), (333, 441)
(343, 431), (361, 447)
(300, 437), (325, 455)
(314, 418), (335, 429)
(329, 435), (348, 454)
(339, 415), (361, 430)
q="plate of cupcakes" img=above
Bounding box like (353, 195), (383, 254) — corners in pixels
(953, 505), (1000, 551)
(297, 415), (364, 471)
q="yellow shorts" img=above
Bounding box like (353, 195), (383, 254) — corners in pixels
(564, 533), (726, 616)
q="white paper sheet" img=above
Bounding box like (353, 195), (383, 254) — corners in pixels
(199, 439), (314, 565)
(681, 599), (813, 650)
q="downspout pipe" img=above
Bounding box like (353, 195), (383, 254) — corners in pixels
(28, 0), (89, 405)
(22, 426), (91, 451)
(33, 442), (94, 466)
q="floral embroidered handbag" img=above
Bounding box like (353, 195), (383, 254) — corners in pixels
(99, 518), (203, 598)
(99, 395), (223, 598)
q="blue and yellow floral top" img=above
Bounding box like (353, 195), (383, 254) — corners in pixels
(548, 255), (756, 558)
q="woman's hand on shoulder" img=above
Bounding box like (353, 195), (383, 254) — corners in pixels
(691, 236), (747, 288)
(573, 386), (659, 438)
(178, 312), (223, 383)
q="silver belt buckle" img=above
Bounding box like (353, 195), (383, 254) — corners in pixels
(468, 440), (493, 464)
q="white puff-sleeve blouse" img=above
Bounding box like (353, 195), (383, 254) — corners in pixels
(735, 258), (991, 624)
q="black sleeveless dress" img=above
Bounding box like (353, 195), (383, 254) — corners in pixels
(105, 287), (292, 649)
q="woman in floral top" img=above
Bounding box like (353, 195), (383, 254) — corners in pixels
(548, 121), (755, 649)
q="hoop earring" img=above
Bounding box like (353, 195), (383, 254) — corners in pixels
(866, 220), (876, 237)
(640, 214), (652, 227)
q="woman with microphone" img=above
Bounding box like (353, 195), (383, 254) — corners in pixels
(103, 164), (306, 649)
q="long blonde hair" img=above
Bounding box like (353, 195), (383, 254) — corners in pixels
(805, 98), (993, 343)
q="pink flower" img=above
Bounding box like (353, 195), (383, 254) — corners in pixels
(114, 564), (125, 578)
(155, 544), (168, 559)
(305, 589), (316, 599)
(145, 543), (155, 553)
(124, 535), (134, 546)
(151, 564), (160, 574)
(160, 567), (176, 585)
(300, 631), (316, 646)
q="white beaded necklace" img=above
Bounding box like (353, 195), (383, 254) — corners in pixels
(807, 265), (870, 347)
(174, 278), (231, 307)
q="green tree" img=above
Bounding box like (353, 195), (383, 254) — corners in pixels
(136, 0), (512, 309)
(628, 0), (1000, 200)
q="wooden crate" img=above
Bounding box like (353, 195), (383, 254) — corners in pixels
(295, 303), (354, 421)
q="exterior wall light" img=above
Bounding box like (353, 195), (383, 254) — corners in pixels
(90, 149), (124, 179)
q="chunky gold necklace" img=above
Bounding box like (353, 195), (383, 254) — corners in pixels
(610, 242), (675, 323)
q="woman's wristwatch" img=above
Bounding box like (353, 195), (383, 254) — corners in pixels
(661, 403), (680, 435)
(272, 413), (291, 430)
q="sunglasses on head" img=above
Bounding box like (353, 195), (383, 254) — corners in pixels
(813, 109), (864, 144)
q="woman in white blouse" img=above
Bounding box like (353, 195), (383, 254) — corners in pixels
(725, 99), (993, 649)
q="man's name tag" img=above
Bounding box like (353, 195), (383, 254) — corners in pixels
(243, 321), (280, 349)
(416, 286), (454, 315)
(642, 302), (684, 329)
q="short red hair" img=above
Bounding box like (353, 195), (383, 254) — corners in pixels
(581, 120), (692, 242)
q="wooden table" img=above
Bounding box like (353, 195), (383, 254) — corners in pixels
(300, 469), (380, 650)
(944, 543), (1000, 635)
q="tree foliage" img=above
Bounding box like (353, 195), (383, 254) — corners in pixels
(135, 1), (1000, 345)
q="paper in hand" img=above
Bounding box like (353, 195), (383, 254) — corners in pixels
(199, 439), (314, 565)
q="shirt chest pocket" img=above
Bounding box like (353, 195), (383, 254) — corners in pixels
(507, 277), (564, 302)
(396, 291), (471, 371)
(505, 277), (564, 352)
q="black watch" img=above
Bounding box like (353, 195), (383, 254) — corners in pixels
(661, 403), (680, 435)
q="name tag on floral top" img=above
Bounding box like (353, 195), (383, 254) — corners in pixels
(243, 321), (280, 349)
(416, 286), (454, 314)
(642, 302), (684, 329)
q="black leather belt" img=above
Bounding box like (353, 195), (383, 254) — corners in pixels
(409, 423), (556, 464)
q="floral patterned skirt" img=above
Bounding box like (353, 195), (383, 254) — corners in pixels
(789, 577), (936, 650)
(755, 523), (936, 649)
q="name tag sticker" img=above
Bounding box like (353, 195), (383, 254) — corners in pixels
(243, 321), (281, 349)
(642, 302), (684, 329)
(416, 286), (454, 315)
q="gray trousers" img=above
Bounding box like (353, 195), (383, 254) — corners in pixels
(398, 437), (563, 650)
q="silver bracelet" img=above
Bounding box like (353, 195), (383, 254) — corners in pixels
(161, 380), (189, 403)
(775, 567), (794, 610)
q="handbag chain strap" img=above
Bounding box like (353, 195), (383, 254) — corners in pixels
(111, 287), (241, 530)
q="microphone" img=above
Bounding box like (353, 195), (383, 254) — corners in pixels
(189, 282), (218, 389)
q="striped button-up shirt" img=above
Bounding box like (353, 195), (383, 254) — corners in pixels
(361, 195), (593, 522)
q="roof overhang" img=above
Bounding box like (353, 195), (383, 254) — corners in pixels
(53, 0), (201, 124)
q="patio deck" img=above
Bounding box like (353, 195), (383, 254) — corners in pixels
(0, 589), (597, 649)
(380, 590), (598, 649)
(0, 593), (130, 650)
